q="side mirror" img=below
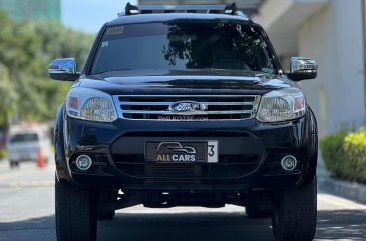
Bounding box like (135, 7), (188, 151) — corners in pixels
(287, 57), (318, 81)
(48, 58), (80, 81)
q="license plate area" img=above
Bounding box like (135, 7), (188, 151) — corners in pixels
(145, 141), (218, 163)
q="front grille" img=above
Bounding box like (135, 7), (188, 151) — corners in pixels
(113, 95), (261, 120)
(113, 154), (259, 178)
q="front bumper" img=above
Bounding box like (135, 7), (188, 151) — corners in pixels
(56, 110), (317, 192)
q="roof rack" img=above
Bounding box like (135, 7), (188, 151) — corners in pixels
(119, 2), (247, 18)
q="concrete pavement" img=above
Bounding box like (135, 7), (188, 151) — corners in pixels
(0, 158), (366, 240)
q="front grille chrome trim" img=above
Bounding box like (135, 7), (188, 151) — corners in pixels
(113, 95), (261, 121)
(119, 101), (254, 106)
(121, 110), (254, 115)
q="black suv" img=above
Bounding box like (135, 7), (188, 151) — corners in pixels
(49, 3), (318, 241)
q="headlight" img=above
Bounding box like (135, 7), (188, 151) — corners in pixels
(66, 88), (117, 122)
(256, 88), (306, 122)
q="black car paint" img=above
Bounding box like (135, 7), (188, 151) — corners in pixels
(55, 105), (317, 190)
(79, 70), (292, 94)
(54, 72), (317, 190)
(54, 13), (317, 194)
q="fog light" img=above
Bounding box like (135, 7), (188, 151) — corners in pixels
(281, 155), (297, 171)
(75, 155), (92, 171)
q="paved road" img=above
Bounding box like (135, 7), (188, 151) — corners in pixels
(0, 159), (365, 241)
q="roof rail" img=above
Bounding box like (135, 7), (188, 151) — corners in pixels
(125, 2), (138, 15)
(119, 2), (247, 18)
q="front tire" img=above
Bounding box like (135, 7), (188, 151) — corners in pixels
(97, 191), (117, 220)
(9, 161), (19, 169)
(272, 178), (317, 241)
(55, 176), (97, 241)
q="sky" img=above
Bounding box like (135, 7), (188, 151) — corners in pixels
(62, 0), (137, 33)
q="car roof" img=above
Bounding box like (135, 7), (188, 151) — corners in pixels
(107, 13), (252, 26)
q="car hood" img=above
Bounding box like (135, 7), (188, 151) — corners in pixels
(78, 69), (295, 95)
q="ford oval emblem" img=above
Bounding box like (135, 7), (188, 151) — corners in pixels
(169, 101), (207, 114)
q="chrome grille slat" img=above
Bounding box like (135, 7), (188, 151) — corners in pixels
(120, 102), (254, 105)
(113, 95), (261, 121)
(121, 110), (254, 114)
(117, 95), (256, 97)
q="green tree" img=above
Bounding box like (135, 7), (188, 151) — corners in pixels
(0, 63), (17, 127)
(0, 11), (94, 126)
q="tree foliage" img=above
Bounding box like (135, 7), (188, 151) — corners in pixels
(0, 11), (94, 127)
(320, 129), (366, 184)
(0, 63), (17, 125)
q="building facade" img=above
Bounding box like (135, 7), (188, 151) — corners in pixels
(253, 0), (366, 137)
(0, 0), (61, 21)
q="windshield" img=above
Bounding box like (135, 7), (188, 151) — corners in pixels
(91, 21), (277, 74)
(10, 133), (39, 143)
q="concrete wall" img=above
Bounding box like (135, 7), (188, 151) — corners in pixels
(298, 0), (365, 136)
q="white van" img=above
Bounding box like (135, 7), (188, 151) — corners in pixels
(6, 124), (52, 168)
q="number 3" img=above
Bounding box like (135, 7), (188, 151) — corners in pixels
(208, 145), (215, 157)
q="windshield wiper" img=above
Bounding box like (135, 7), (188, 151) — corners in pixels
(94, 69), (132, 75)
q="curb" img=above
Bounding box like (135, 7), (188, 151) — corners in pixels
(318, 175), (366, 204)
